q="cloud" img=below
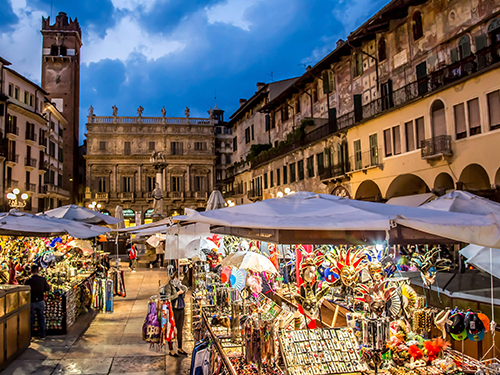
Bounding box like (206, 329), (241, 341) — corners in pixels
(0, 0), (45, 81)
(206, 0), (260, 31)
(110, 0), (158, 12)
(83, 16), (185, 64)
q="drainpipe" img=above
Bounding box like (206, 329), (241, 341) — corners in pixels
(347, 40), (380, 91)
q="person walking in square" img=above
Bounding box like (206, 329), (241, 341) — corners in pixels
(149, 242), (165, 269)
(127, 240), (138, 272)
(24, 265), (51, 340)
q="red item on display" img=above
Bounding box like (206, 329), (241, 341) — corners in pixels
(295, 244), (316, 329)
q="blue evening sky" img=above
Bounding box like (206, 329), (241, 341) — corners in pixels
(1, 0), (389, 144)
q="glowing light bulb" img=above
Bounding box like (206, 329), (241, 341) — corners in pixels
(97, 203), (102, 209)
(13, 188), (20, 195)
(277, 192), (283, 198)
(21, 193), (28, 200)
(6, 193), (15, 200)
(284, 188), (291, 194)
(375, 244), (384, 251)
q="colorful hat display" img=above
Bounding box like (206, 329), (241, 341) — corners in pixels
(464, 311), (485, 342)
(445, 312), (467, 341)
(477, 312), (491, 332)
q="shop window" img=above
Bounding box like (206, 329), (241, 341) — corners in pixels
(289, 163), (296, 183)
(415, 117), (425, 148)
(405, 121), (415, 151)
(487, 90), (500, 130)
(378, 37), (386, 61)
(467, 98), (481, 135)
(454, 103), (467, 139)
(412, 11), (423, 41)
(297, 160), (304, 181)
(307, 156), (314, 178)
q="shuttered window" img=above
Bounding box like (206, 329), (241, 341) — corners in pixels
(405, 121), (415, 151)
(467, 98), (481, 135)
(384, 129), (392, 157)
(354, 140), (362, 170)
(415, 117), (425, 149)
(488, 91), (500, 130)
(454, 103), (467, 139)
(392, 126), (401, 155)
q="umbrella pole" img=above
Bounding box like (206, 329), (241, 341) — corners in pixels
(115, 233), (119, 268)
(481, 247), (498, 360)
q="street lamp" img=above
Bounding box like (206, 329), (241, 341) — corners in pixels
(277, 192), (284, 198)
(7, 189), (29, 209)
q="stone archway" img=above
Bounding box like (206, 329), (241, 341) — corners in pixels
(458, 164), (490, 191)
(355, 180), (382, 202)
(386, 174), (430, 199)
(433, 172), (455, 194)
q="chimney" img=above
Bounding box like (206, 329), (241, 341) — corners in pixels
(336, 39), (345, 48)
(256, 82), (265, 92)
(239, 99), (247, 107)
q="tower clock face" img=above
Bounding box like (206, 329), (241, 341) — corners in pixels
(332, 185), (350, 198)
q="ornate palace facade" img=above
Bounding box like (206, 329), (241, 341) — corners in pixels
(85, 105), (227, 224)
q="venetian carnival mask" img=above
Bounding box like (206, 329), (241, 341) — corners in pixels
(368, 263), (384, 282)
(302, 265), (316, 284)
(340, 265), (359, 286)
(356, 282), (396, 316)
(411, 247), (450, 287)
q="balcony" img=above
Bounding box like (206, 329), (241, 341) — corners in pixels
(46, 184), (70, 198)
(6, 180), (19, 189)
(25, 157), (37, 169)
(39, 161), (49, 173)
(350, 148), (381, 173)
(26, 183), (36, 192)
(6, 154), (19, 166)
(120, 192), (134, 202)
(319, 163), (348, 181)
(247, 189), (262, 201)
(25, 132), (37, 144)
(39, 185), (48, 194)
(421, 135), (453, 159)
(194, 191), (208, 200)
(95, 192), (109, 202)
(170, 191), (184, 200)
(6, 125), (19, 139)
(39, 137), (47, 148)
(223, 190), (234, 198)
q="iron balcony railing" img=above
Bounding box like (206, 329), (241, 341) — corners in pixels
(6, 125), (19, 136)
(25, 132), (37, 142)
(7, 180), (19, 189)
(247, 189), (262, 200)
(350, 148), (381, 172)
(195, 191), (208, 199)
(120, 192), (134, 200)
(39, 185), (47, 194)
(26, 183), (36, 192)
(319, 163), (348, 181)
(95, 192), (109, 200)
(170, 191), (183, 199)
(7, 154), (19, 163)
(25, 157), (37, 168)
(421, 135), (453, 159)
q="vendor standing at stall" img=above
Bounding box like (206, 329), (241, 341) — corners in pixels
(165, 271), (188, 356)
(24, 265), (51, 340)
(149, 242), (165, 269)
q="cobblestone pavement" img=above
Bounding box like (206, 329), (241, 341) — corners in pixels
(4, 268), (194, 375)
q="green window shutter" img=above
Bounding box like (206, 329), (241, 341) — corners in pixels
(450, 48), (459, 63)
(475, 35), (487, 51)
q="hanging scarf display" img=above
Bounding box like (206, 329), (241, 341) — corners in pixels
(143, 301), (161, 348)
(108, 267), (126, 298)
(160, 300), (177, 348)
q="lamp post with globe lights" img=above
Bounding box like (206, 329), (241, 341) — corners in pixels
(6, 188), (29, 209)
(88, 201), (102, 212)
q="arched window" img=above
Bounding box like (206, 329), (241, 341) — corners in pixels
(458, 35), (471, 59)
(431, 100), (447, 137)
(412, 11), (423, 41)
(378, 37), (386, 61)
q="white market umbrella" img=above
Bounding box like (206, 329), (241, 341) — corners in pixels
(147, 234), (163, 248)
(183, 238), (218, 259)
(0, 210), (110, 238)
(206, 190), (225, 211)
(115, 206), (125, 229)
(221, 251), (279, 274)
(421, 190), (500, 216)
(68, 239), (94, 254)
(42, 204), (122, 225)
(460, 244), (500, 280)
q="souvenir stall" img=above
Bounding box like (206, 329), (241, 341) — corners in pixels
(178, 192), (500, 375)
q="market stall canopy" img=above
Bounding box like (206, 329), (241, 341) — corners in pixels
(178, 191), (500, 246)
(42, 204), (122, 225)
(0, 210), (110, 238)
(206, 190), (225, 211)
(114, 217), (172, 235)
(163, 223), (213, 259)
(221, 251), (279, 274)
(459, 244), (500, 280)
(420, 190), (500, 216)
(386, 193), (436, 207)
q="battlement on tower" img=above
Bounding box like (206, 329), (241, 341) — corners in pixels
(42, 12), (81, 37)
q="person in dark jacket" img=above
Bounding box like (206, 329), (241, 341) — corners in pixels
(164, 271), (188, 356)
(24, 265), (51, 339)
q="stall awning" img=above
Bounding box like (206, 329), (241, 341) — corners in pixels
(177, 191), (500, 246)
(386, 193), (436, 207)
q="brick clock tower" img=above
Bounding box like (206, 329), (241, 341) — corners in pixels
(41, 12), (82, 203)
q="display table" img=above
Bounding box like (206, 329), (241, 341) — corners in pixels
(0, 285), (30, 371)
(45, 272), (95, 335)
